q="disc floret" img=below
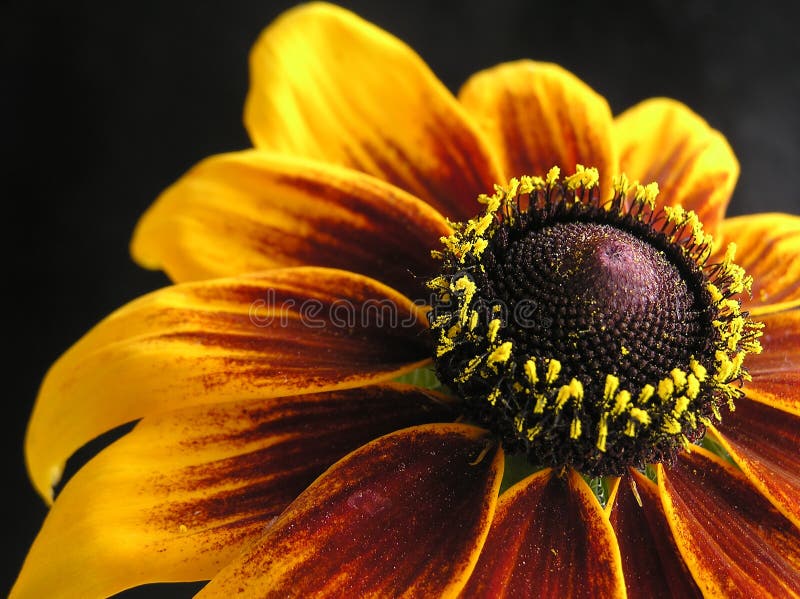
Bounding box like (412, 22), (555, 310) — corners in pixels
(428, 166), (763, 476)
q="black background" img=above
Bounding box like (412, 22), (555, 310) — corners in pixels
(3, 1), (799, 596)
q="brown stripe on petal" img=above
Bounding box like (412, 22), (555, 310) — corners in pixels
(459, 60), (617, 199)
(607, 472), (702, 599)
(715, 214), (800, 312)
(13, 385), (455, 598)
(132, 150), (452, 299)
(744, 308), (800, 415)
(145, 385), (456, 539)
(26, 267), (431, 503)
(461, 469), (626, 599)
(356, 121), (503, 222)
(641, 135), (724, 228)
(709, 398), (800, 529)
(658, 447), (800, 598)
(615, 98), (738, 237)
(197, 423), (503, 598)
(244, 4), (503, 221)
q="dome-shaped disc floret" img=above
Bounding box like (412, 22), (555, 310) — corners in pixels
(428, 166), (763, 476)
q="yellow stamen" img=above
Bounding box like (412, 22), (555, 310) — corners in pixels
(637, 384), (655, 404)
(564, 165), (599, 190)
(570, 417), (582, 439)
(629, 408), (651, 425)
(487, 342), (513, 370)
(671, 368), (687, 391)
(487, 318), (502, 343)
(533, 393), (548, 414)
(611, 390), (632, 416)
(597, 416), (608, 452)
(603, 374), (620, 404)
(546, 166), (561, 186)
(524, 359), (539, 386)
(527, 424), (543, 441)
(657, 378), (675, 401)
(545, 359), (562, 384)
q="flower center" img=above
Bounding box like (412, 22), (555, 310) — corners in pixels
(497, 221), (706, 390)
(428, 167), (762, 476)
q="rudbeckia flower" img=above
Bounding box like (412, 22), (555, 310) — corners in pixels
(14, 3), (800, 597)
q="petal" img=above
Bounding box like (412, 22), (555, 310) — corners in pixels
(462, 468), (626, 598)
(245, 3), (503, 221)
(615, 98), (738, 236)
(131, 151), (452, 299)
(26, 267), (430, 503)
(12, 385), (454, 598)
(716, 213), (800, 314)
(709, 398), (800, 529)
(459, 60), (617, 197)
(606, 472), (702, 599)
(744, 308), (800, 416)
(658, 446), (800, 598)
(197, 423), (503, 598)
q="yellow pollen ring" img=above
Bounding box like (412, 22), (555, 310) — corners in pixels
(426, 167), (763, 474)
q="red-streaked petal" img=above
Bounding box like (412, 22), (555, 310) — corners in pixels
(615, 98), (738, 237)
(709, 398), (800, 529)
(131, 150), (452, 299)
(26, 267), (430, 504)
(12, 385), (454, 598)
(461, 468), (625, 598)
(459, 60), (617, 198)
(606, 472), (702, 599)
(197, 423), (503, 598)
(245, 3), (503, 221)
(745, 308), (800, 416)
(715, 213), (800, 314)
(658, 446), (800, 598)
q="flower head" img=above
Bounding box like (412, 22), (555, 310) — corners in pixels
(14, 3), (800, 598)
(429, 169), (762, 477)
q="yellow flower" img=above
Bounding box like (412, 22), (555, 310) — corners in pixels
(14, 3), (800, 597)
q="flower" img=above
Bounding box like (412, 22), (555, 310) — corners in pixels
(14, 2), (800, 597)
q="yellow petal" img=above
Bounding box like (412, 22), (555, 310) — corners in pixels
(715, 213), (800, 314)
(245, 3), (502, 220)
(26, 267), (430, 504)
(615, 98), (738, 237)
(459, 60), (618, 198)
(12, 385), (454, 598)
(131, 150), (451, 299)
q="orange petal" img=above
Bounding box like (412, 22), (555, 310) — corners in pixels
(708, 398), (800, 530)
(197, 423), (503, 598)
(12, 385), (454, 598)
(461, 468), (626, 598)
(658, 446), (800, 598)
(744, 308), (800, 416)
(714, 213), (800, 314)
(606, 472), (702, 599)
(131, 150), (452, 299)
(26, 267), (430, 504)
(245, 3), (503, 221)
(615, 98), (738, 237)
(459, 60), (617, 197)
